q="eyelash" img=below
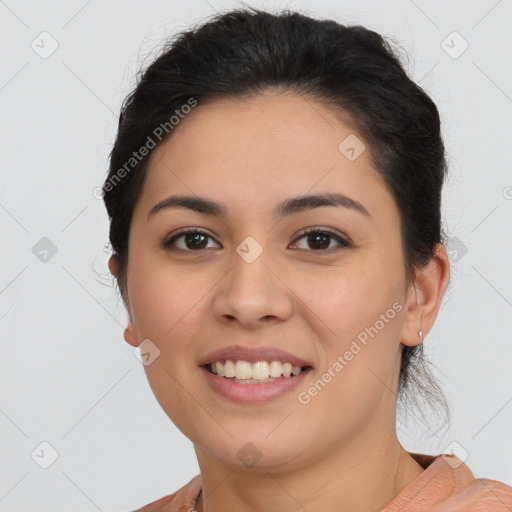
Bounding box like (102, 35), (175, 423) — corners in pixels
(162, 226), (351, 255)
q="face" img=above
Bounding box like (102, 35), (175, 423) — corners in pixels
(111, 90), (429, 471)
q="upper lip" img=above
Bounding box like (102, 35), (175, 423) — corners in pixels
(198, 344), (313, 368)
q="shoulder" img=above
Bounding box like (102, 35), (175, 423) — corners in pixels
(128, 474), (202, 512)
(432, 454), (512, 511)
(384, 453), (512, 512)
(430, 477), (512, 511)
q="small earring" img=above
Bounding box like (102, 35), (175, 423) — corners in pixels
(418, 329), (423, 341)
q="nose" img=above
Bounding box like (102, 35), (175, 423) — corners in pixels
(211, 246), (294, 329)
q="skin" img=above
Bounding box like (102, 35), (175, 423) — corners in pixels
(109, 89), (450, 512)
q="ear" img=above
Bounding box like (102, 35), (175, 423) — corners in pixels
(123, 322), (139, 348)
(108, 255), (139, 348)
(108, 254), (119, 278)
(400, 243), (450, 347)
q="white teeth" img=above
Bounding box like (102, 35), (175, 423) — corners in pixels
(208, 360), (307, 380)
(269, 361), (282, 378)
(251, 361), (270, 379)
(235, 360), (252, 379)
(224, 360), (236, 378)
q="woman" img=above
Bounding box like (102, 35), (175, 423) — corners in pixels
(103, 7), (512, 512)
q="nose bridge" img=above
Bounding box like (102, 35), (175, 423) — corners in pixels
(230, 235), (276, 301)
(212, 235), (292, 325)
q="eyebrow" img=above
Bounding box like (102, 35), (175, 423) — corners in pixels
(147, 192), (371, 222)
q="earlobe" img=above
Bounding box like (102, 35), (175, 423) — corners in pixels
(400, 243), (450, 347)
(108, 254), (137, 346)
(124, 321), (139, 347)
(108, 255), (119, 278)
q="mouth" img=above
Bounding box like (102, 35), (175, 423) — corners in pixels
(201, 360), (314, 384)
(199, 360), (313, 403)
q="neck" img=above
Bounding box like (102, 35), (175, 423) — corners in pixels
(194, 428), (425, 512)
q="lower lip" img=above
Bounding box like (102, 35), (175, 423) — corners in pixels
(199, 366), (312, 403)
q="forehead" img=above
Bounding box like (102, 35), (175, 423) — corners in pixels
(135, 91), (395, 223)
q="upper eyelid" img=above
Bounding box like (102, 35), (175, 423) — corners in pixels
(164, 227), (349, 248)
(165, 227), (219, 244)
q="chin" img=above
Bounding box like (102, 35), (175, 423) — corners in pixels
(198, 431), (306, 471)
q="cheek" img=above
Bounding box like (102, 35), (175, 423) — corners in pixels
(127, 259), (208, 341)
(128, 264), (209, 434)
(298, 261), (399, 343)
(296, 259), (404, 393)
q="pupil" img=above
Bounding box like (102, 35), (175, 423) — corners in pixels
(186, 233), (207, 249)
(309, 233), (329, 250)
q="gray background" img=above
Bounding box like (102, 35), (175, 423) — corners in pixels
(1, 0), (511, 511)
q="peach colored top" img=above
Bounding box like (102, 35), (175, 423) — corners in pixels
(131, 453), (512, 512)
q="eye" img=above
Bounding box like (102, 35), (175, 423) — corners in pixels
(291, 227), (351, 254)
(163, 226), (351, 254)
(163, 228), (220, 252)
